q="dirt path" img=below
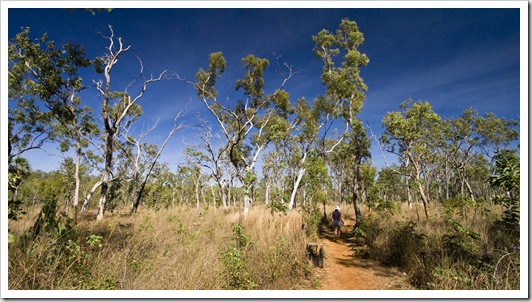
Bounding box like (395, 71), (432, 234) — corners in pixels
(316, 219), (413, 290)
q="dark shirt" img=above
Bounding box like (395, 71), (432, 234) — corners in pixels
(332, 210), (341, 221)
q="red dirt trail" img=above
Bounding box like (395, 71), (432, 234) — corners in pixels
(316, 218), (413, 290)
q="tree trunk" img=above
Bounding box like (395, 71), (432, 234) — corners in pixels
(265, 182), (270, 206)
(243, 185), (251, 216)
(303, 185), (307, 207)
(221, 185), (228, 208)
(465, 178), (475, 201)
(211, 186), (217, 209)
(288, 167), (306, 210)
(179, 185), (183, 205)
(131, 181), (147, 213)
(417, 179), (430, 219)
(97, 134), (114, 221)
(412, 161), (430, 219)
(352, 157), (362, 228)
(82, 180), (102, 212)
(73, 140), (81, 224)
(97, 180), (108, 221)
(195, 179), (200, 209)
(227, 186), (232, 208)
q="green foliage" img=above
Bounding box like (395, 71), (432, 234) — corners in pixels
(195, 52), (226, 99)
(221, 244), (257, 290)
(476, 114), (519, 155)
(353, 214), (382, 251)
(488, 149), (520, 245)
(172, 219), (187, 235)
(8, 233), (17, 244)
(381, 99), (442, 155)
(8, 157), (30, 220)
(104, 181), (123, 213)
(383, 220), (426, 269)
(235, 55), (269, 106)
(489, 149), (520, 192)
(221, 223), (256, 290)
(231, 223), (252, 250)
(243, 168), (258, 186)
(268, 200), (289, 215)
(442, 218), (481, 266)
(442, 196), (474, 217)
(304, 152), (331, 206)
(139, 214), (154, 232)
(429, 267), (473, 290)
(84, 276), (119, 290)
(8, 199), (27, 221)
(301, 203), (322, 240)
(86, 234), (103, 248)
(374, 199), (399, 215)
(31, 198), (78, 240)
(68, 8), (113, 15)
(13, 233), (93, 289)
(313, 18), (368, 122)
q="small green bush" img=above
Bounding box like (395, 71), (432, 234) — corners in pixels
(353, 215), (382, 250)
(383, 220), (425, 269)
(221, 244), (256, 290)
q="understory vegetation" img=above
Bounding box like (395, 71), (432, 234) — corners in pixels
(8, 205), (312, 290)
(351, 202), (519, 290)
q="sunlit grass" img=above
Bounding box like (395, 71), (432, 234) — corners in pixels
(8, 204), (313, 290)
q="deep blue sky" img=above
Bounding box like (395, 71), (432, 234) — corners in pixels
(6, 5), (523, 172)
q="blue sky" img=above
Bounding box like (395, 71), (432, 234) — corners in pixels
(5, 3), (524, 173)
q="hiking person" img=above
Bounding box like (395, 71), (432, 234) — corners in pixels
(332, 206), (344, 238)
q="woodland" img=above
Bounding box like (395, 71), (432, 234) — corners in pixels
(7, 13), (521, 293)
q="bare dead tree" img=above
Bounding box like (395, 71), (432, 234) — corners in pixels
(130, 111), (187, 213)
(93, 25), (167, 220)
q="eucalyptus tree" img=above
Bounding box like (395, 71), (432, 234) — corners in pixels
(261, 147), (286, 207)
(192, 52), (296, 215)
(476, 113), (519, 159)
(381, 99), (443, 218)
(327, 140), (349, 205)
(185, 122), (234, 208)
(182, 159), (206, 208)
(441, 108), (482, 200)
(8, 28), (53, 163)
(93, 25), (168, 220)
(312, 18), (370, 226)
(326, 128), (371, 226)
(439, 109), (518, 202)
(284, 95), (343, 210)
(8, 27), (98, 223)
(358, 162), (378, 204)
(376, 165), (404, 204)
(302, 151), (332, 213)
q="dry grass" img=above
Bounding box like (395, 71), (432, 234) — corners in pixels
(350, 201), (520, 290)
(8, 204), (313, 290)
(10, 200), (518, 291)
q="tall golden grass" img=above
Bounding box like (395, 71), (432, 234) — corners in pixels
(9, 201), (519, 291)
(8, 204), (314, 290)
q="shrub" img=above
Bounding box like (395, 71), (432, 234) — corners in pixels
(383, 220), (425, 270)
(301, 204), (322, 240)
(221, 223), (256, 290)
(221, 244), (257, 290)
(353, 214), (382, 250)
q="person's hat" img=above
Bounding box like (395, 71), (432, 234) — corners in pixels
(335, 206), (340, 210)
